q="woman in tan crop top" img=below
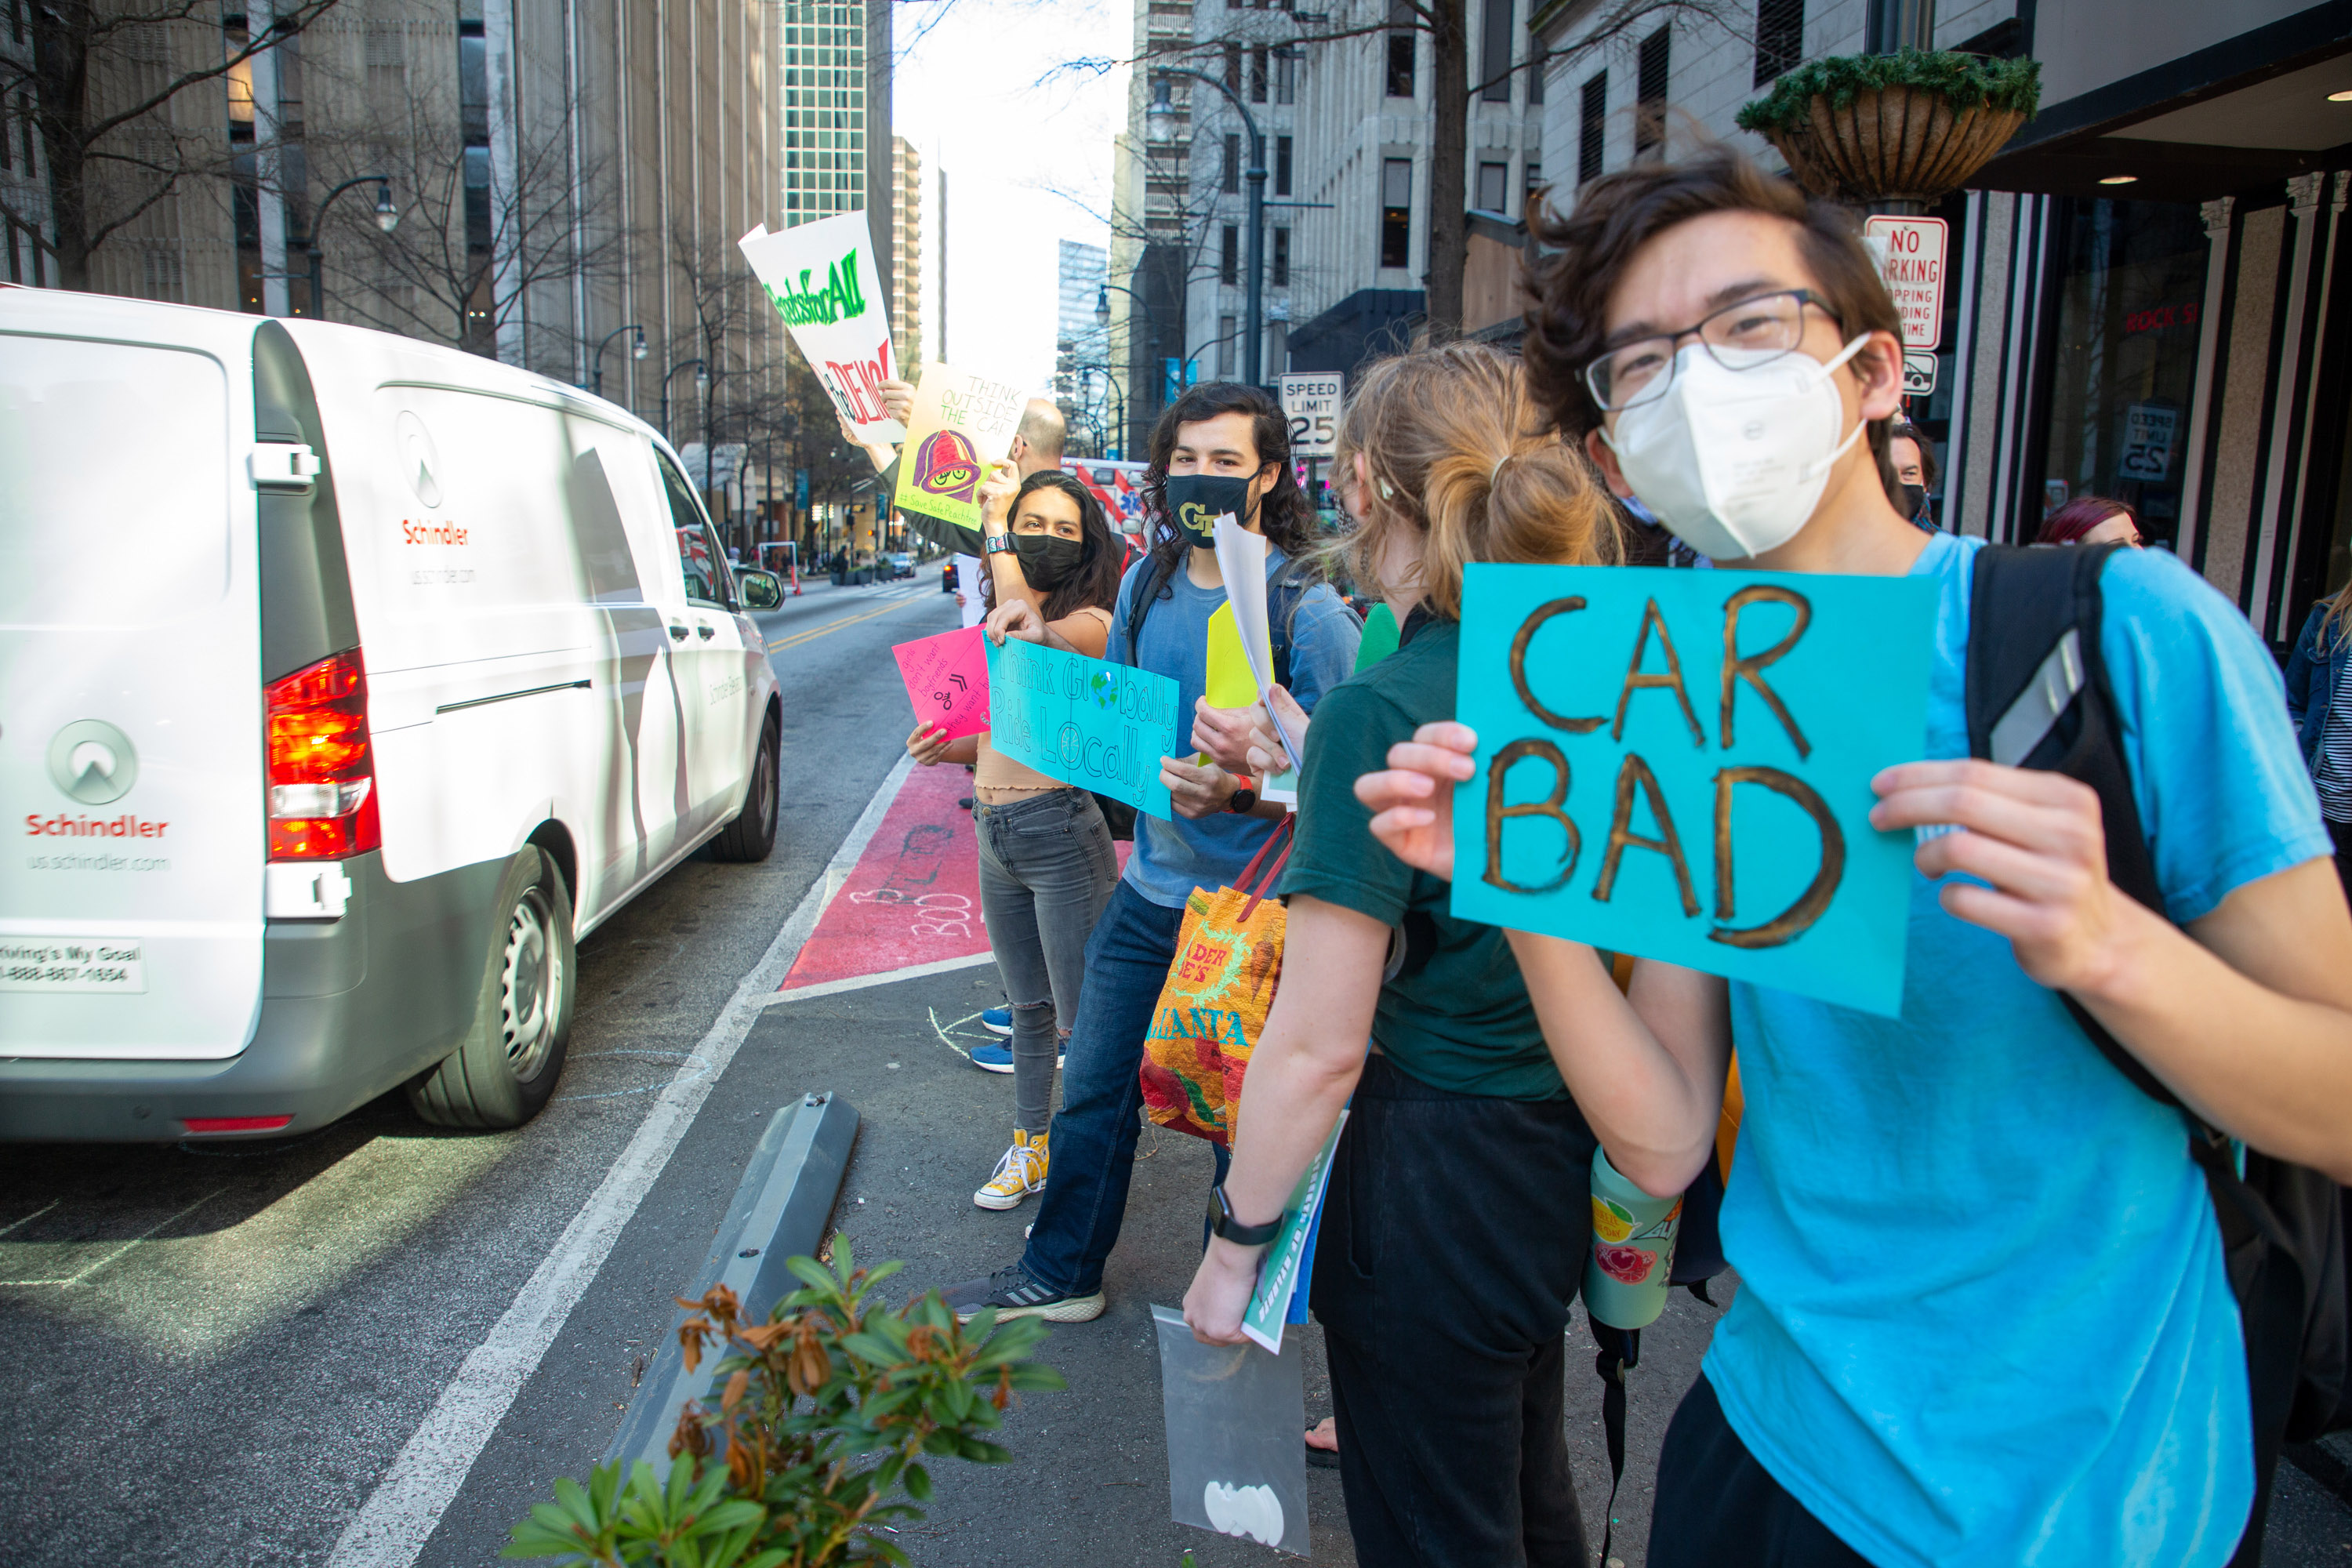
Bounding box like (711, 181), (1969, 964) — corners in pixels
(906, 468), (1130, 1210)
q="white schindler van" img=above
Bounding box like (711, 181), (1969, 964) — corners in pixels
(0, 288), (786, 1138)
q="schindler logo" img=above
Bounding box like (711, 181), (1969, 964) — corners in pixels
(46, 720), (138, 805)
(395, 409), (445, 509)
(762, 249), (868, 326)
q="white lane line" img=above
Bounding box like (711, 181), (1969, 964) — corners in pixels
(0, 1188), (225, 1287)
(324, 753), (917, 1568)
(764, 950), (995, 1007)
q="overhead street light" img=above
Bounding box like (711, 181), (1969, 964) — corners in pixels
(289, 175), (396, 322)
(591, 324), (648, 398)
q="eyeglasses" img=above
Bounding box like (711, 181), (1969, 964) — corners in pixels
(1584, 289), (1839, 412)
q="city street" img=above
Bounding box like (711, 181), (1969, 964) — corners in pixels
(7, 569), (2349, 1567)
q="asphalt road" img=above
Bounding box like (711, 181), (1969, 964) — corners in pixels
(0, 575), (957, 1567)
(3, 565), (2350, 1567)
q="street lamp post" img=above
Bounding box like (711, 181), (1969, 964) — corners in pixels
(591, 324), (648, 399)
(660, 358), (709, 448)
(1097, 279), (1174, 454)
(291, 176), (398, 322)
(1146, 70), (1266, 387)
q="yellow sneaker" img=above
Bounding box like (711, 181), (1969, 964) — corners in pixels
(974, 1130), (1048, 1210)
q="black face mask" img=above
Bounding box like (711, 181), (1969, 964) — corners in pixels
(1013, 532), (1083, 590)
(1162, 474), (1254, 545)
(1900, 483), (1929, 522)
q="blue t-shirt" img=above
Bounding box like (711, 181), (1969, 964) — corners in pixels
(1111, 546), (1359, 908)
(1706, 532), (2331, 1568)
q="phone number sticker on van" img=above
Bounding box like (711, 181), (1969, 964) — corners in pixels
(0, 938), (147, 993)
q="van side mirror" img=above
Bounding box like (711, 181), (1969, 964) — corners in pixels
(738, 569), (784, 610)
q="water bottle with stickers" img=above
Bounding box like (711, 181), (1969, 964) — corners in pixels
(1583, 1146), (1682, 1330)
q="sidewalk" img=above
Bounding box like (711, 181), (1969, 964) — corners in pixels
(740, 762), (1730, 1566)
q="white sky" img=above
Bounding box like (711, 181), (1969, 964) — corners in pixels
(891, 0), (1127, 394)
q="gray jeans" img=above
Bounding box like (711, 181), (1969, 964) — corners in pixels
(975, 789), (1119, 1134)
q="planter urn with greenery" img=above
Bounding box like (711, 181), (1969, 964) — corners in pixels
(1737, 49), (2042, 209)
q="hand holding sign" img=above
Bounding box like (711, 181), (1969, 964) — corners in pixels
(738, 213), (902, 445)
(891, 626), (990, 742)
(1449, 564), (1934, 1015)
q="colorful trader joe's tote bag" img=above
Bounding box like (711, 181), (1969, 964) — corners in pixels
(1138, 817), (1293, 1147)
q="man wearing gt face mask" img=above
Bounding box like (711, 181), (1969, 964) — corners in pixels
(940, 381), (1360, 1325)
(1359, 146), (2352, 1567)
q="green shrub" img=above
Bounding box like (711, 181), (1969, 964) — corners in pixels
(505, 1242), (1065, 1566)
(1737, 49), (2042, 136)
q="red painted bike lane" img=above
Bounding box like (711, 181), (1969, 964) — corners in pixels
(775, 763), (1134, 1001)
(778, 762), (991, 995)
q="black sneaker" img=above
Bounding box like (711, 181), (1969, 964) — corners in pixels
(939, 1265), (1104, 1324)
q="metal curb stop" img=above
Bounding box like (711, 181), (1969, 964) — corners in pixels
(604, 1090), (860, 1475)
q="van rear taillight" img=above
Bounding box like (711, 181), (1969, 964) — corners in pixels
(266, 649), (379, 860)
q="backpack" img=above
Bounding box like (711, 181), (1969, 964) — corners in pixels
(1965, 541), (2350, 1557)
(1119, 544), (1322, 696)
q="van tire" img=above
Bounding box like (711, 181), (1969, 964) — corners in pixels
(710, 713), (779, 863)
(407, 845), (576, 1129)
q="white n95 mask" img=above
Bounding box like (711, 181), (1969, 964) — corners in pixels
(1601, 336), (1871, 561)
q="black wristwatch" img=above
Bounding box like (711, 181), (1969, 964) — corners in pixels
(1207, 1185), (1284, 1247)
(984, 531), (1015, 555)
(1225, 785), (1259, 814)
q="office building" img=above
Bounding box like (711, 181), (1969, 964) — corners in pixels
(1056, 238), (1112, 453)
(1532, 0), (2352, 648)
(891, 135), (923, 369)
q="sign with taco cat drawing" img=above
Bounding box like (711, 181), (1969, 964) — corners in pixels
(1450, 564), (1936, 1016)
(893, 362), (1029, 532)
(737, 213), (905, 445)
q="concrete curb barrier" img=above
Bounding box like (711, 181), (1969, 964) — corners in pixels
(603, 1090), (860, 1475)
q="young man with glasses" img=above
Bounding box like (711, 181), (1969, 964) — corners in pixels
(1358, 147), (2352, 1566)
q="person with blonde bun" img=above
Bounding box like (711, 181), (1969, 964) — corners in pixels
(1181, 341), (1617, 1568)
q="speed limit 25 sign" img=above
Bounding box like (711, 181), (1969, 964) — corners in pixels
(1278, 372), (1344, 458)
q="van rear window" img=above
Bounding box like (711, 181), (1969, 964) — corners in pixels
(0, 338), (229, 629)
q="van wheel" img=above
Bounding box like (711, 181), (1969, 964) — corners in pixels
(710, 713), (779, 863)
(408, 845), (576, 1130)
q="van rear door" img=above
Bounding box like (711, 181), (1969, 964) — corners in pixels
(0, 332), (266, 1060)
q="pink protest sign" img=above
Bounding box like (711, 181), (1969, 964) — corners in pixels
(892, 625), (990, 741)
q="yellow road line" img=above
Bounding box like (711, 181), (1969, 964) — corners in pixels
(764, 594), (927, 652)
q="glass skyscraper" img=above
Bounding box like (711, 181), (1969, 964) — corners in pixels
(782, 1), (870, 226)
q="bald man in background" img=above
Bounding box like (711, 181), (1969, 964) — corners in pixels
(845, 385), (1069, 614)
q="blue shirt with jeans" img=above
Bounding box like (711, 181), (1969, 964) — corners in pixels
(1705, 532), (2329, 1568)
(1110, 545), (1359, 907)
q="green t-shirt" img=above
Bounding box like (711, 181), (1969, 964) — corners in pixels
(1279, 615), (1566, 1101)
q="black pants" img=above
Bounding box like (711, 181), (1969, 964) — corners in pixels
(1647, 1376), (1877, 1568)
(2329, 818), (2352, 903)
(1310, 1054), (1595, 1568)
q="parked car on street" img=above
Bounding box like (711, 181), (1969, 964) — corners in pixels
(0, 289), (786, 1140)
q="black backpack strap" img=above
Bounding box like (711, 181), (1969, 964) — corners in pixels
(1965, 542), (2173, 1104)
(1965, 541), (2350, 1533)
(1122, 549), (1178, 669)
(1590, 1320), (1640, 1568)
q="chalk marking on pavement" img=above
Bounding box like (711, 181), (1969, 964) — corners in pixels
(0, 1199), (59, 1240)
(0, 1186), (226, 1287)
(324, 753), (917, 1568)
(763, 950), (996, 1007)
(924, 1007), (998, 1064)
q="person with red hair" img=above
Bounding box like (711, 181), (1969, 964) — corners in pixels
(2038, 494), (2146, 547)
